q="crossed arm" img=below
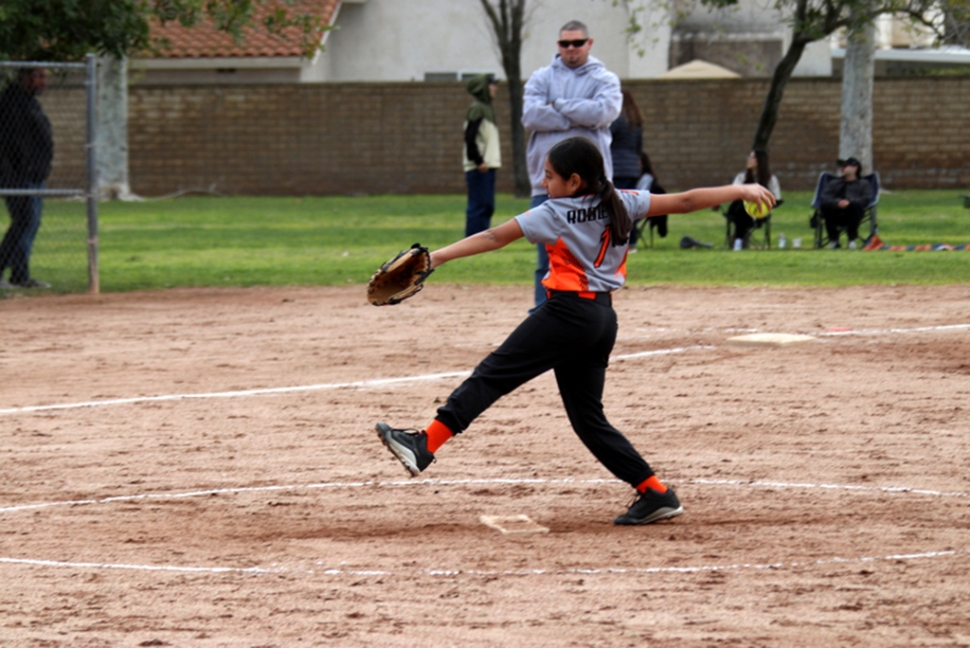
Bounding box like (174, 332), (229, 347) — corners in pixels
(522, 72), (621, 132)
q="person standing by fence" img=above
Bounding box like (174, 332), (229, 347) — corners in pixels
(0, 68), (53, 289)
(462, 74), (501, 237)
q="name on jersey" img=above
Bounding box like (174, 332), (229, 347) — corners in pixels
(565, 204), (609, 224)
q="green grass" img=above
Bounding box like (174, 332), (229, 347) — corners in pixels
(16, 189), (970, 294)
(625, 189), (970, 286)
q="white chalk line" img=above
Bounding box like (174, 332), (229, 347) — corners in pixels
(1, 476), (965, 515)
(1, 549), (963, 579)
(0, 346), (703, 416)
(3, 318), (967, 416)
(2, 325), (967, 579)
(0, 371), (471, 416)
(1, 477), (965, 579)
(692, 478), (969, 499)
(0, 478), (617, 515)
(819, 323), (970, 337)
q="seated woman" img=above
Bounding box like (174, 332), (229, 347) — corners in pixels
(726, 149), (782, 249)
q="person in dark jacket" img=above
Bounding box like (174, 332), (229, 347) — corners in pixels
(610, 90), (645, 248)
(462, 74), (501, 237)
(0, 68), (53, 289)
(819, 157), (873, 249)
(610, 90), (644, 189)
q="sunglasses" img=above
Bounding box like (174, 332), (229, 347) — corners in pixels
(558, 39), (589, 49)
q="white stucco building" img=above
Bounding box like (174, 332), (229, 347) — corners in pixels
(133, 0), (968, 84)
(317, 0), (673, 82)
(132, 0), (835, 84)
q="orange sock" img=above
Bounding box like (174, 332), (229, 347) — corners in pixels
(424, 420), (454, 454)
(636, 475), (667, 494)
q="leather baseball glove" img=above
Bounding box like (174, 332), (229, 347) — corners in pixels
(367, 243), (434, 306)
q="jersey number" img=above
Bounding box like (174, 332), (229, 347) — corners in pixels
(594, 225), (610, 268)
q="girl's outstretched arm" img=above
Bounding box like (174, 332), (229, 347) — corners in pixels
(646, 184), (776, 217)
(430, 218), (525, 269)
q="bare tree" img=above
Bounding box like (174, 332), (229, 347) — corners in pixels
(622, 0), (948, 150)
(840, 19), (876, 171)
(478, 0), (531, 197)
(98, 56), (136, 200)
(938, 0), (970, 46)
(748, 0), (944, 150)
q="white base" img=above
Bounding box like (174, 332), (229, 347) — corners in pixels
(726, 333), (816, 347)
(480, 514), (550, 535)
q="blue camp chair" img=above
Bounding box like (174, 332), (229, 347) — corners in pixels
(810, 171), (880, 249)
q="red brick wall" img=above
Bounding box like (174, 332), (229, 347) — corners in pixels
(127, 77), (970, 196)
(627, 76), (970, 192)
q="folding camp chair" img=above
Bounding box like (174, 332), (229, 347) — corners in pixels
(723, 200), (779, 249)
(633, 215), (668, 248)
(810, 171), (880, 249)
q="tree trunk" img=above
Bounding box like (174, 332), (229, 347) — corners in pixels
(840, 20), (876, 171)
(96, 56), (138, 200)
(751, 36), (809, 151)
(479, 0), (531, 198)
(505, 74), (530, 198)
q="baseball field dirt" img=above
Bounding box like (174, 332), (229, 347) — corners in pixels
(2, 284), (969, 647)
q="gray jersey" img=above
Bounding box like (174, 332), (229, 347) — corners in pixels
(516, 190), (652, 293)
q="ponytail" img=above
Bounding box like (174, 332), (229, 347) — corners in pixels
(597, 177), (631, 246)
(547, 137), (633, 247)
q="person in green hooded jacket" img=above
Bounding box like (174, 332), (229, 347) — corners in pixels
(462, 74), (501, 237)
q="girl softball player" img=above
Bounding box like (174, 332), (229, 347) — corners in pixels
(377, 136), (775, 525)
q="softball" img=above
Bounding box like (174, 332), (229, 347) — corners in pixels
(743, 200), (770, 219)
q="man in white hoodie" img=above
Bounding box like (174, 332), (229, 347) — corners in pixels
(522, 20), (622, 309)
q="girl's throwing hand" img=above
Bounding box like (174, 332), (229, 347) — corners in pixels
(738, 184), (776, 209)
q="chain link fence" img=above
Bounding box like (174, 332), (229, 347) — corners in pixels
(0, 57), (97, 295)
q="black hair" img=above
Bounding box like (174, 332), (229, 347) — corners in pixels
(547, 137), (632, 246)
(639, 150), (656, 178)
(744, 149), (772, 188)
(620, 89), (644, 129)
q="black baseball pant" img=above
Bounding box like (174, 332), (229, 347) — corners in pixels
(434, 291), (655, 487)
(822, 203), (865, 241)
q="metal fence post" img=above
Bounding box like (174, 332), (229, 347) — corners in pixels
(85, 54), (99, 294)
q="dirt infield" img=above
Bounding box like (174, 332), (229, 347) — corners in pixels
(2, 284), (969, 647)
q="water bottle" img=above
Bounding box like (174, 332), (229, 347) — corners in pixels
(778, 233), (786, 249)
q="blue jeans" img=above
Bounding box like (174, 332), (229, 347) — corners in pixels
(1, 181), (44, 284)
(530, 194), (550, 309)
(465, 168), (496, 237)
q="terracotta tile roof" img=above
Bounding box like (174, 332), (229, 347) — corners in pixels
(146, 0), (340, 59)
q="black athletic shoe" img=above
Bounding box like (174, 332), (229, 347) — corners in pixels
(613, 487), (684, 525)
(375, 422), (435, 476)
